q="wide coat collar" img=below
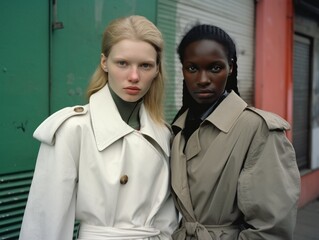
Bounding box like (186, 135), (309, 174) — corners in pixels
(90, 85), (170, 157)
(172, 91), (247, 133)
(171, 91), (247, 222)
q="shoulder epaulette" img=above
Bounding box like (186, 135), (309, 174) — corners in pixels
(247, 107), (290, 130)
(33, 105), (88, 145)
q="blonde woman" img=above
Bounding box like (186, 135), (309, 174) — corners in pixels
(20, 15), (178, 240)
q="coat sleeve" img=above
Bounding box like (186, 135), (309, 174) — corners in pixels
(19, 115), (81, 240)
(237, 121), (300, 240)
(152, 193), (179, 239)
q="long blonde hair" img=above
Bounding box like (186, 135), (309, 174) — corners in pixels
(87, 15), (166, 124)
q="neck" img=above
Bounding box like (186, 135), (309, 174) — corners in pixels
(109, 86), (142, 129)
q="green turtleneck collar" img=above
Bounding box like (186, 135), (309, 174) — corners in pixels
(109, 86), (142, 130)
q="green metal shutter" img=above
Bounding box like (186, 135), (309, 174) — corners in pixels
(0, 172), (33, 239)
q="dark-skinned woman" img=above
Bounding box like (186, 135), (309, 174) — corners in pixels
(170, 24), (300, 240)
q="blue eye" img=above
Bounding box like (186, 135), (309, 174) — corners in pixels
(141, 63), (151, 69)
(140, 62), (156, 71)
(117, 61), (127, 67)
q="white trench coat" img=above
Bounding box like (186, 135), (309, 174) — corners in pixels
(19, 85), (178, 240)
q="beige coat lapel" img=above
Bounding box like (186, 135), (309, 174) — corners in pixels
(171, 131), (196, 221)
(171, 91), (247, 221)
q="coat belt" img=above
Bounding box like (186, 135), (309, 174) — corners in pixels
(77, 223), (161, 240)
(172, 220), (239, 240)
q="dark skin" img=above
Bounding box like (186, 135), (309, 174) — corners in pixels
(182, 39), (233, 105)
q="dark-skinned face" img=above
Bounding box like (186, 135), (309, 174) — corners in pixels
(182, 39), (233, 104)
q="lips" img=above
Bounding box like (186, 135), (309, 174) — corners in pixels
(194, 90), (214, 98)
(124, 86), (141, 95)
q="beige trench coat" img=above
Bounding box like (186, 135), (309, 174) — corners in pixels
(171, 91), (300, 240)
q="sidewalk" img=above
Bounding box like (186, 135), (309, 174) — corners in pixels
(294, 199), (319, 240)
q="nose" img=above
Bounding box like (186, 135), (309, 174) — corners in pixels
(197, 71), (210, 86)
(128, 66), (139, 83)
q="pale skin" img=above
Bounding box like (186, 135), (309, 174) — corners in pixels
(101, 39), (159, 102)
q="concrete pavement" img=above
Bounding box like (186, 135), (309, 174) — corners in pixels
(294, 199), (319, 240)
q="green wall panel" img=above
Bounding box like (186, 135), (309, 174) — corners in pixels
(50, 0), (158, 112)
(0, 1), (49, 174)
(0, 1), (49, 238)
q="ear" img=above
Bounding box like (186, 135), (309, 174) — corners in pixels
(153, 64), (159, 79)
(228, 61), (233, 76)
(101, 53), (108, 72)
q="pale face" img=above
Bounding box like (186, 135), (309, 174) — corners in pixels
(101, 39), (158, 102)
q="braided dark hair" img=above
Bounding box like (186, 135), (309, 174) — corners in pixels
(178, 24), (239, 95)
(173, 24), (240, 122)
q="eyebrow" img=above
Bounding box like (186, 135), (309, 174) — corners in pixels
(112, 57), (156, 64)
(183, 59), (227, 64)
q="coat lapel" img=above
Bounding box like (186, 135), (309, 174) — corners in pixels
(172, 112), (196, 219)
(170, 91), (248, 221)
(89, 85), (134, 151)
(205, 91), (247, 133)
(172, 110), (201, 161)
(139, 105), (170, 157)
(171, 132), (197, 221)
(89, 85), (170, 157)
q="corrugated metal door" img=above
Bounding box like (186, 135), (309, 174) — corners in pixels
(157, 0), (255, 122)
(293, 34), (311, 169)
(157, 1), (178, 121)
(0, 1), (49, 238)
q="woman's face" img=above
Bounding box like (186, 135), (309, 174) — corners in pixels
(182, 39), (232, 104)
(101, 39), (158, 102)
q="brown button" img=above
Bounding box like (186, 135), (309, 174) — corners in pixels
(74, 107), (84, 113)
(120, 175), (128, 185)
